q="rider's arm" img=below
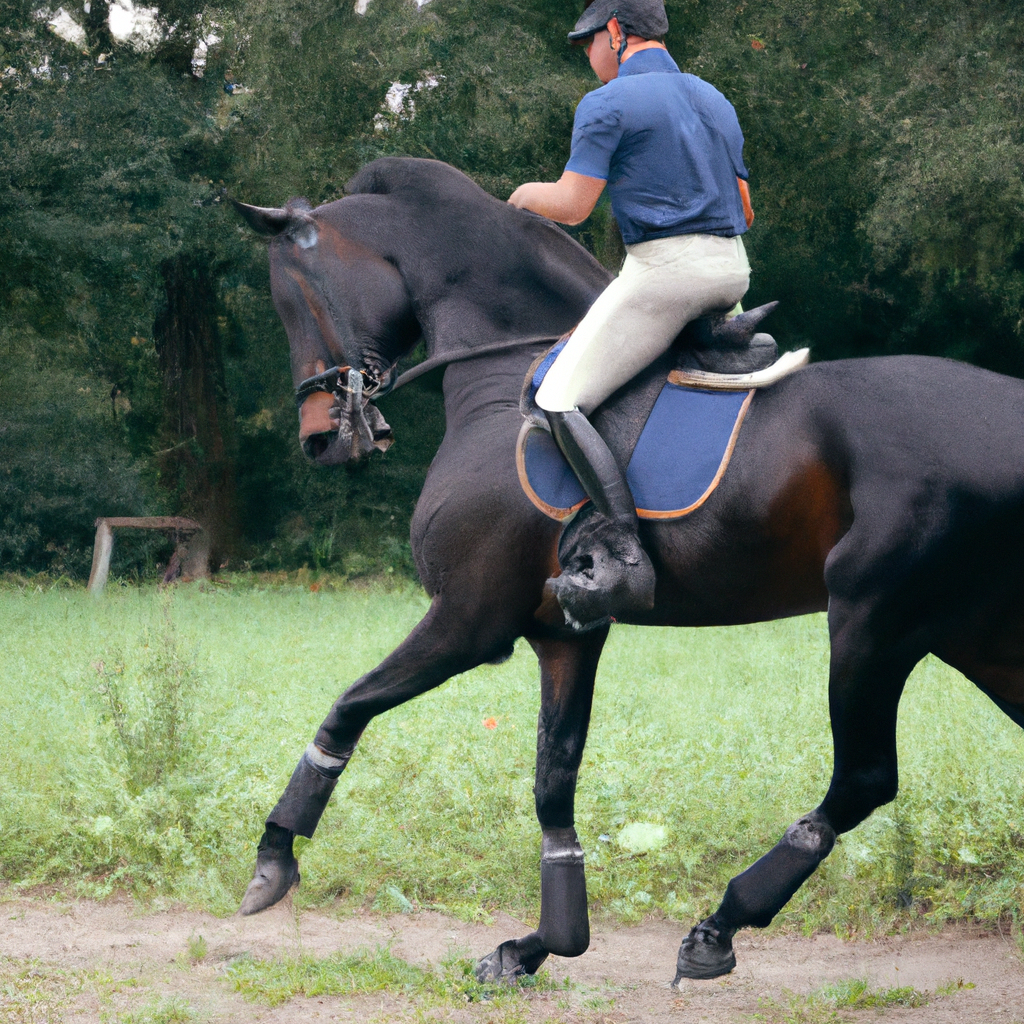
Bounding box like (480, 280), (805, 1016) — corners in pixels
(508, 171), (606, 226)
(737, 177), (754, 228)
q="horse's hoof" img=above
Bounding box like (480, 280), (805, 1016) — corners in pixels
(474, 938), (548, 983)
(673, 919), (737, 983)
(238, 849), (300, 915)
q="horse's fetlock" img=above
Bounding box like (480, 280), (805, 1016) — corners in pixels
(266, 751), (340, 839)
(258, 821), (294, 854)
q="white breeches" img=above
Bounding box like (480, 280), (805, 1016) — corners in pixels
(535, 232), (751, 415)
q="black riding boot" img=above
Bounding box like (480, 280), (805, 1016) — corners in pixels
(545, 409), (656, 629)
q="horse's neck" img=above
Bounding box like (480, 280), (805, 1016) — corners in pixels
(439, 347), (545, 429)
(391, 211), (607, 359)
(438, 343), (675, 472)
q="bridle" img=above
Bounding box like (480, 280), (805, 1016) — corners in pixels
(293, 333), (561, 409)
(293, 363), (395, 409)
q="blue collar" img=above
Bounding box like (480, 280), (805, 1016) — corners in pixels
(617, 47), (680, 77)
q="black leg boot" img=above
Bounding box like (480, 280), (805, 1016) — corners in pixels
(545, 409), (656, 629)
(239, 743), (351, 915)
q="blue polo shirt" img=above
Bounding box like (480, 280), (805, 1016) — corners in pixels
(565, 49), (749, 245)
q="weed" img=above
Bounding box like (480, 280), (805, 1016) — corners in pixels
(93, 596), (199, 793)
(186, 934), (207, 964)
(753, 978), (930, 1023)
(935, 977), (976, 996)
(225, 947), (425, 1006)
(116, 996), (198, 1024)
(818, 977), (928, 1008)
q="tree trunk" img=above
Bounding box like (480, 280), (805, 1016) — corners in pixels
(153, 253), (239, 572)
(83, 0), (115, 55)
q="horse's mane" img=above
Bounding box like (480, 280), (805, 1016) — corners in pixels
(346, 157), (490, 205)
(340, 158), (612, 353)
(346, 157), (610, 285)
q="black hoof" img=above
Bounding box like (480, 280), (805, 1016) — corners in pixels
(238, 848), (300, 915)
(474, 936), (549, 983)
(673, 918), (737, 983)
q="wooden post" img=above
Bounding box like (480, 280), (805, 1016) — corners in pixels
(87, 519), (115, 595)
(86, 517), (203, 595)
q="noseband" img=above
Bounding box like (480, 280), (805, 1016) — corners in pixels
(294, 364), (395, 408)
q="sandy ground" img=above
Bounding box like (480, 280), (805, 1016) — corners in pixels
(1, 890), (1022, 1023)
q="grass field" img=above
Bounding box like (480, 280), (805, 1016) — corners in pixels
(1, 576), (1022, 938)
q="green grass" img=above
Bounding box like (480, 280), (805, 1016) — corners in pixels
(223, 945), (561, 1008)
(752, 977), (941, 1023)
(0, 957), (143, 1024)
(1, 578), (1022, 935)
(115, 996), (199, 1024)
(225, 946), (426, 1006)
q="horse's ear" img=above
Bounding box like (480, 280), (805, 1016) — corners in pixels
(232, 200), (294, 235)
(233, 199), (319, 249)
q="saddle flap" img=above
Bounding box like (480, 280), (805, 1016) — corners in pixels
(517, 384), (755, 521)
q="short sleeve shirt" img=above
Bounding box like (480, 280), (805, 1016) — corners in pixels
(565, 49), (749, 245)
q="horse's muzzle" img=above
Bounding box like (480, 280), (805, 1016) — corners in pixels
(298, 375), (394, 466)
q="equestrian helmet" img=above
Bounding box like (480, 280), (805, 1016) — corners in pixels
(568, 0), (669, 44)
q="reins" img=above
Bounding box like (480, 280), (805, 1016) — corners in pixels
(391, 334), (558, 390)
(294, 333), (558, 407)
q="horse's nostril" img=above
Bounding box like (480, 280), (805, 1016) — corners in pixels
(302, 432), (333, 461)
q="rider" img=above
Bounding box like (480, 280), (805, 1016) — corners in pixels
(509, 0), (754, 628)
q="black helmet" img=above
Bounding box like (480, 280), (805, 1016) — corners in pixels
(567, 0), (669, 44)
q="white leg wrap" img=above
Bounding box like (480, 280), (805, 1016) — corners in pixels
(305, 742), (350, 776)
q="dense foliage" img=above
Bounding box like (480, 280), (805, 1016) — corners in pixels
(1, 0), (1021, 576)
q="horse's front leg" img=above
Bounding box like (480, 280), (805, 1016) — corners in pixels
(674, 598), (924, 982)
(240, 595), (518, 914)
(475, 628), (608, 981)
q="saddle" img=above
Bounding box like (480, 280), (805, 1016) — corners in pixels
(518, 303), (809, 520)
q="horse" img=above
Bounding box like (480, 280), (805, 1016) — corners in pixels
(234, 157), (1024, 985)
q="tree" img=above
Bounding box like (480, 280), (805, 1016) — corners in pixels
(1, 0), (1021, 578)
(0, 0), (251, 570)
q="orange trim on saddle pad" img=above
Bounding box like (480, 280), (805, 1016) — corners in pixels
(516, 419), (589, 522)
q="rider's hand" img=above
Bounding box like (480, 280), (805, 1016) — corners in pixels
(507, 173), (605, 225)
(508, 182), (545, 210)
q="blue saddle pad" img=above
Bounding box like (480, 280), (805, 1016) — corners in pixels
(517, 383), (754, 520)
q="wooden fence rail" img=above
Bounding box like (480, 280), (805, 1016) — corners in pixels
(87, 516), (204, 594)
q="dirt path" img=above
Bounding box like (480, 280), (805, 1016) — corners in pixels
(1, 892), (1021, 1023)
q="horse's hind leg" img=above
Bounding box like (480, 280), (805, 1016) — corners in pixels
(240, 595), (519, 915)
(675, 598), (924, 982)
(475, 628), (607, 982)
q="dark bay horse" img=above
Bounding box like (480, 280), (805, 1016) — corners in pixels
(235, 157), (1024, 984)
